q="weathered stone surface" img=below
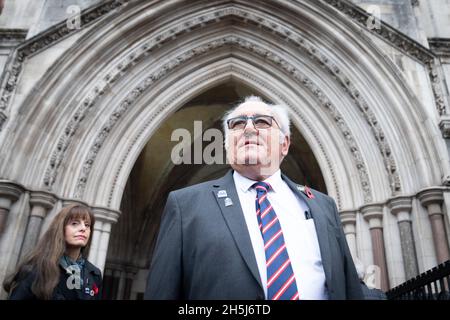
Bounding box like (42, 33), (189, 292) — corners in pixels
(0, 0), (449, 298)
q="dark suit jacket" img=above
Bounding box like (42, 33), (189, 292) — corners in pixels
(360, 281), (387, 300)
(144, 170), (364, 300)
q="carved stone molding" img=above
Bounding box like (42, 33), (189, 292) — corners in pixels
(360, 203), (384, 229)
(105, 71), (218, 207)
(322, 0), (432, 63)
(0, 56), (22, 116)
(29, 190), (57, 217)
(1, 0), (445, 137)
(74, 36), (371, 205)
(416, 187), (449, 263)
(0, 112), (6, 131)
(428, 60), (447, 115)
(439, 115), (450, 139)
(60, 198), (90, 208)
(234, 5), (400, 194)
(0, 29), (27, 44)
(46, 8), (398, 202)
(340, 210), (357, 225)
(0, 180), (25, 234)
(429, 38), (450, 57)
(417, 187), (444, 210)
(1, 4), (397, 200)
(387, 196), (413, 214)
(387, 195), (413, 222)
(105, 65), (344, 208)
(323, 0), (447, 116)
(0, 0), (129, 128)
(92, 206), (120, 224)
(0, 180), (24, 208)
(442, 175), (450, 186)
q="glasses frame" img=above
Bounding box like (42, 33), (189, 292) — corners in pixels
(226, 114), (280, 131)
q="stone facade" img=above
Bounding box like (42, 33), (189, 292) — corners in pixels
(0, 0), (449, 298)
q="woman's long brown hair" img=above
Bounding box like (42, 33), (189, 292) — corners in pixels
(3, 204), (95, 299)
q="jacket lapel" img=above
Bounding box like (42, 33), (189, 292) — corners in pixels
(211, 170), (263, 290)
(282, 174), (334, 289)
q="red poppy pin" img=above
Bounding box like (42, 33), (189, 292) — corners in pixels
(304, 186), (315, 199)
(92, 283), (99, 295)
(297, 185), (315, 199)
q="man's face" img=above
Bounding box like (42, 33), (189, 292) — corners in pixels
(226, 101), (290, 177)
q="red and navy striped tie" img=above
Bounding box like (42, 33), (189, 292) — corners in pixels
(253, 181), (299, 300)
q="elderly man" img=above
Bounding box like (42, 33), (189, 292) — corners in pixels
(144, 96), (363, 300)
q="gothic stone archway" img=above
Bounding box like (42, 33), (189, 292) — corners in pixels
(1, 0), (448, 296)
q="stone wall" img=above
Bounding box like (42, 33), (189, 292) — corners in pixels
(0, 0), (449, 297)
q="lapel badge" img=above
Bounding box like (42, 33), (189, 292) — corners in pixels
(224, 197), (233, 207)
(217, 190), (227, 198)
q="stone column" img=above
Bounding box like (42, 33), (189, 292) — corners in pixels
(417, 188), (450, 264)
(116, 269), (127, 300)
(111, 269), (121, 300)
(123, 267), (137, 300)
(88, 206), (120, 274)
(340, 210), (357, 259)
(103, 268), (114, 299)
(19, 191), (57, 258)
(0, 180), (24, 234)
(360, 203), (390, 291)
(387, 196), (419, 280)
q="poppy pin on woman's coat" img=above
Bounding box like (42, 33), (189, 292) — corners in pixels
(92, 283), (99, 295)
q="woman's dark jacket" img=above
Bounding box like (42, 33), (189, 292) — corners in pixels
(8, 260), (102, 300)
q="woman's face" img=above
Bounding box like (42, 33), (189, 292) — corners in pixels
(64, 218), (91, 248)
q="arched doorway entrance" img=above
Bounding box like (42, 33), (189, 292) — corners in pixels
(1, 0), (446, 298)
(102, 80), (326, 299)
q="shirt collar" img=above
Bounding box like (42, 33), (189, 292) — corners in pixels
(233, 169), (283, 193)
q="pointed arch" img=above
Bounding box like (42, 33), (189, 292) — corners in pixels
(0, 0), (442, 213)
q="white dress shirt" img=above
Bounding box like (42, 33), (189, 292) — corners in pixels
(233, 170), (328, 300)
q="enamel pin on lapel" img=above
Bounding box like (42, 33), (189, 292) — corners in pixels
(304, 186), (315, 199)
(217, 190), (227, 198)
(224, 197), (233, 207)
(297, 185), (315, 199)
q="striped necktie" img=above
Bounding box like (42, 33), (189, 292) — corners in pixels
(253, 181), (299, 300)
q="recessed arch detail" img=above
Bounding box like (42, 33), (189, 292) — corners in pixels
(1, 0), (449, 296)
(0, 0), (446, 133)
(32, 5), (403, 204)
(0, 0), (442, 207)
(104, 64), (346, 209)
(93, 62), (347, 210)
(73, 35), (373, 206)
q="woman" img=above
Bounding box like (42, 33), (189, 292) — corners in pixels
(3, 204), (102, 300)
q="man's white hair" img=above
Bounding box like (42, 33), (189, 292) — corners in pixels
(222, 96), (291, 149)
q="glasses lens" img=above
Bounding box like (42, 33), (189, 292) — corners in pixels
(253, 116), (272, 128)
(228, 117), (247, 130)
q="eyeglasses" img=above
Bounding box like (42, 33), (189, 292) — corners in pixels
(227, 115), (280, 130)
